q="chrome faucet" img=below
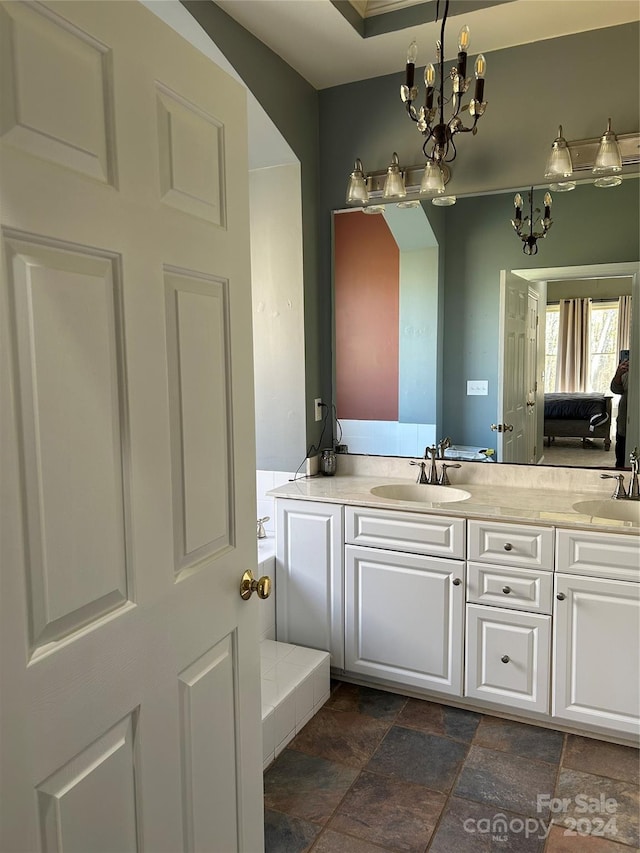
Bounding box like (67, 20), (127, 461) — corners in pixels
(425, 445), (439, 484)
(600, 473), (628, 500)
(628, 447), (640, 499)
(410, 447), (460, 486)
(600, 447), (640, 500)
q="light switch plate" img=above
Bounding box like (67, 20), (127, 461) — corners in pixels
(467, 380), (488, 396)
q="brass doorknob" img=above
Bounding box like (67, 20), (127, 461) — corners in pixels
(240, 569), (272, 600)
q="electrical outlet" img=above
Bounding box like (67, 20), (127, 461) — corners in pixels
(314, 398), (323, 422)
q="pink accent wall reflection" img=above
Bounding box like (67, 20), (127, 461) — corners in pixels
(334, 213), (399, 421)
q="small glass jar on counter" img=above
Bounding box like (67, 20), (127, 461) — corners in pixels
(320, 449), (337, 476)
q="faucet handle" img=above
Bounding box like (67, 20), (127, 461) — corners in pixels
(600, 473), (628, 499)
(439, 462), (461, 486)
(410, 459), (428, 484)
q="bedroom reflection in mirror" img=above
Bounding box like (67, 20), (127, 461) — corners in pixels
(543, 292), (632, 467)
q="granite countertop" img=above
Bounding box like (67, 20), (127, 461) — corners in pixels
(268, 473), (640, 534)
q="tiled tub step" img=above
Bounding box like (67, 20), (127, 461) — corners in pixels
(261, 640), (330, 770)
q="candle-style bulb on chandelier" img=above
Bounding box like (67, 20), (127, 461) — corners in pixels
(401, 0), (487, 175)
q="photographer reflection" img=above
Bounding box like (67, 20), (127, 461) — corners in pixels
(611, 351), (630, 468)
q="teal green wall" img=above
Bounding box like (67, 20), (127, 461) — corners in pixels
(182, 0), (328, 453)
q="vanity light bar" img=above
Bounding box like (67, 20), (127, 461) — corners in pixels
(568, 132), (640, 172)
(365, 162), (452, 198)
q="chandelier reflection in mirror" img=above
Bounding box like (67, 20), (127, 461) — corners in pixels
(401, 0), (487, 173)
(511, 188), (553, 255)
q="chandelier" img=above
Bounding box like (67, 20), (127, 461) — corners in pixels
(511, 188), (552, 255)
(401, 0), (487, 171)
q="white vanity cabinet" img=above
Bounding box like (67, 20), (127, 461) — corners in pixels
(464, 520), (555, 713)
(344, 506), (466, 695)
(273, 492), (639, 742)
(275, 499), (344, 668)
(553, 529), (640, 737)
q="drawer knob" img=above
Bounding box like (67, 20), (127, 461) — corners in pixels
(502, 586), (512, 594)
(452, 577), (462, 586)
(501, 655), (510, 664)
(503, 543), (513, 551)
(556, 592), (566, 601)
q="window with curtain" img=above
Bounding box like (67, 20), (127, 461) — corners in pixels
(545, 299), (620, 393)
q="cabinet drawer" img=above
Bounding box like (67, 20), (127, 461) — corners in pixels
(556, 528), (640, 583)
(345, 506), (465, 559)
(465, 604), (550, 713)
(468, 520), (554, 570)
(467, 562), (552, 614)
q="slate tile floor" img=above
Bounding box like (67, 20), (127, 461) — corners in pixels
(264, 682), (640, 853)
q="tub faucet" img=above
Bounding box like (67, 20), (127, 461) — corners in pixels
(257, 516), (270, 539)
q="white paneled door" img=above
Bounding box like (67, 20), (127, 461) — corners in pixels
(0, 3), (263, 851)
(497, 270), (528, 463)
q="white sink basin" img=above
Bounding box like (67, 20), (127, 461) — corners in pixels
(572, 500), (640, 524)
(370, 483), (471, 504)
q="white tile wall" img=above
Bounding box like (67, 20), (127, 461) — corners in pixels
(260, 640), (330, 770)
(339, 419), (437, 457)
(256, 469), (295, 536)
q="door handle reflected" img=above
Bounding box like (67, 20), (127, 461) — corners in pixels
(240, 569), (272, 600)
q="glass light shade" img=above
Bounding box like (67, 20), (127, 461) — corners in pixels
(544, 126), (573, 179)
(543, 192), (552, 207)
(432, 195), (456, 206)
(345, 159), (368, 205)
(514, 192), (523, 208)
(458, 25), (470, 52)
(407, 40), (418, 64)
(383, 153), (406, 199)
(548, 181), (576, 192)
(594, 175), (623, 188)
(474, 54), (486, 78)
(593, 119), (622, 174)
(420, 160), (445, 195)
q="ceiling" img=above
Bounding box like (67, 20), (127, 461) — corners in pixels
(213, 0), (640, 90)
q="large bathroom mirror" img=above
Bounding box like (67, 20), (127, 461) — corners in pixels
(332, 178), (639, 467)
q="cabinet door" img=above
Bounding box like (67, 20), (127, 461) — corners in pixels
(553, 574), (640, 737)
(466, 604), (550, 713)
(345, 545), (464, 696)
(276, 500), (344, 668)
